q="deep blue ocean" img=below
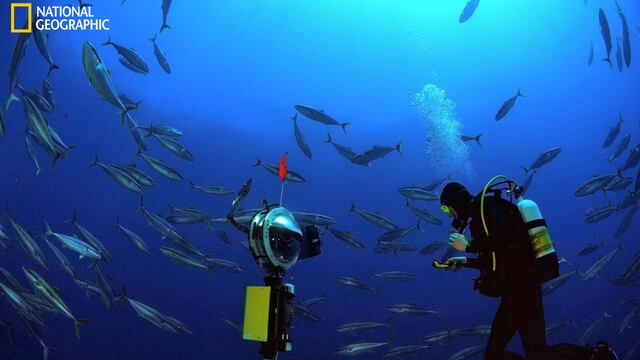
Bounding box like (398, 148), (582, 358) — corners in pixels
(1, 1), (639, 359)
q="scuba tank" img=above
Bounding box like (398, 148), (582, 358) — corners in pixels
(515, 193), (559, 283)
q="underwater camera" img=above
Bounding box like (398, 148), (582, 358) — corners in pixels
(234, 205), (321, 360)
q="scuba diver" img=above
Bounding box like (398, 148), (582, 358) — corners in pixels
(435, 178), (618, 360)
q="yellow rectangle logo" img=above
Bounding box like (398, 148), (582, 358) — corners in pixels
(242, 286), (271, 342)
(11, 3), (32, 33)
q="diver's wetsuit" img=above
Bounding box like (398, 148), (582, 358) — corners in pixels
(464, 194), (547, 360)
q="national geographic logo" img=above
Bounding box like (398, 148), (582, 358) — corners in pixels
(10, 3), (111, 33)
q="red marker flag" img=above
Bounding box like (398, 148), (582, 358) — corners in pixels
(278, 152), (288, 182)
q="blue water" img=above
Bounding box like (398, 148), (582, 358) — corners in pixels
(1, 0), (639, 359)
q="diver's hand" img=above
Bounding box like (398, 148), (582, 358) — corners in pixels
(446, 256), (467, 271)
(449, 233), (468, 251)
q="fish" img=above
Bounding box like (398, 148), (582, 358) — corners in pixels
(335, 342), (389, 356)
(585, 203), (615, 217)
(450, 324), (492, 338)
(575, 174), (617, 196)
(545, 320), (577, 338)
(599, 9), (613, 68)
(419, 240), (448, 255)
(205, 258), (244, 273)
(383, 345), (430, 358)
(616, 36), (624, 73)
(66, 211), (112, 263)
(615, 1), (631, 67)
(159, 247), (213, 275)
(374, 241), (417, 254)
(223, 208), (258, 226)
(28, 125), (74, 168)
(137, 124), (182, 137)
(189, 181), (233, 196)
(0, 109), (4, 136)
(458, 0), (480, 23)
(542, 266), (579, 296)
(292, 302), (321, 322)
(603, 114), (624, 148)
(607, 134), (631, 162)
(43, 221), (101, 260)
(0, 267), (26, 293)
(299, 294), (328, 307)
(610, 250), (640, 286)
(579, 311), (612, 345)
(336, 318), (392, 335)
(385, 303), (440, 318)
(4, 205), (49, 270)
(495, 89), (523, 121)
(623, 338), (640, 360)
(619, 143), (640, 174)
(588, 41), (594, 66)
(220, 317), (242, 332)
(166, 205), (212, 226)
(82, 42), (132, 125)
(23, 97), (57, 158)
(577, 242), (603, 256)
(73, 277), (101, 298)
(32, 18), (59, 76)
(91, 263), (124, 309)
(137, 150), (184, 182)
(335, 276), (381, 292)
(45, 240), (76, 278)
(112, 163), (155, 187)
(520, 172), (535, 196)
(398, 186), (440, 201)
(422, 328), (454, 344)
(460, 134), (482, 147)
(102, 37), (150, 75)
(118, 57), (147, 75)
(90, 155), (143, 193)
(295, 105), (349, 132)
(126, 115), (148, 151)
(22, 267), (90, 338)
(293, 211), (337, 226)
(329, 228), (364, 249)
(151, 133), (194, 161)
(253, 158), (305, 183)
(160, 0), (173, 33)
(6, 29), (29, 111)
(581, 243), (623, 282)
(15, 312), (51, 360)
(424, 174), (452, 192)
(114, 216), (150, 254)
(375, 220), (421, 243)
(614, 205), (638, 238)
(351, 142), (403, 167)
(291, 113), (312, 159)
(348, 202), (398, 230)
(209, 228), (231, 244)
(149, 34), (171, 74)
(138, 198), (187, 242)
(603, 176), (632, 193)
(231, 179), (253, 213)
(405, 200), (442, 225)
(25, 136), (41, 176)
(0, 281), (42, 326)
(16, 82), (54, 113)
(127, 297), (192, 334)
(119, 93), (142, 110)
(449, 345), (486, 360)
(618, 192), (639, 210)
(522, 147), (561, 175)
(371, 270), (416, 281)
(41, 80), (55, 110)
(325, 133), (358, 161)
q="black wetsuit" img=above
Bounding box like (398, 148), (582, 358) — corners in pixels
(463, 194), (547, 360)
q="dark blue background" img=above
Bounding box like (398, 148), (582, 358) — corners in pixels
(0, 0), (639, 359)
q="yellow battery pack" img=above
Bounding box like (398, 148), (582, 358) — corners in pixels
(243, 286), (271, 342)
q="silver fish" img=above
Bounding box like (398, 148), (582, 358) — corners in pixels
(6, 29), (29, 111)
(32, 18), (59, 76)
(41, 80), (55, 110)
(608, 135), (631, 162)
(335, 342), (389, 356)
(351, 142), (402, 167)
(44, 221), (101, 260)
(615, 1), (631, 67)
(543, 266), (579, 296)
(66, 211), (112, 263)
(495, 89), (523, 121)
(25, 135), (41, 176)
(149, 33), (171, 74)
(293, 211), (336, 226)
(336, 318), (392, 335)
(460, 134), (482, 147)
(419, 240), (448, 255)
(599, 9), (613, 68)
(603, 114), (623, 148)
(577, 242), (603, 256)
(385, 303), (440, 318)
(90, 155), (143, 193)
(545, 320), (577, 338)
(114, 217), (150, 254)
(588, 41), (594, 66)
(575, 174), (617, 196)
(579, 311), (612, 345)
(335, 276), (381, 292)
(618, 306), (640, 335)
(329, 228), (364, 249)
(253, 158), (305, 183)
(112, 163), (155, 187)
(45, 240), (76, 278)
(581, 243), (623, 282)
(102, 37), (150, 74)
(383, 345), (430, 358)
(91, 263), (124, 309)
(619, 143), (640, 174)
(325, 132), (358, 161)
(5, 205), (48, 270)
(449, 345), (486, 360)
(458, 0), (480, 23)
(295, 104), (349, 132)
(348, 202), (398, 230)
(137, 150), (183, 182)
(405, 200), (442, 225)
(189, 181), (233, 196)
(151, 133), (193, 161)
(205, 258), (244, 273)
(398, 187), (440, 201)
(291, 113), (312, 159)
(160, 0), (173, 33)
(615, 205), (638, 238)
(372, 270), (416, 281)
(522, 147), (561, 175)
(128, 297), (192, 334)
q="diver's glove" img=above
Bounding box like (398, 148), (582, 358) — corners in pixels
(445, 256), (467, 271)
(449, 233), (468, 251)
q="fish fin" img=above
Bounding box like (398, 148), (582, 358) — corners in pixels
(65, 209), (78, 224)
(73, 319), (91, 338)
(5, 92), (20, 111)
(517, 88), (524, 97)
(46, 64), (60, 78)
(160, 23), (171, 33)
(43, 221), (53, 237)
(149, 33), (158, 43)
(348, 201), (356, 212)
(120, 107), (133, 127)
(340, 122), (350, 133)
(475, 134), (482, 147)
(602, 57), (613, 68)
(188, 180), (195, 190)
(404, 198), (410, 208)
(604, 311), (612, 318)
(395, 141), (403, 155)
(252, 157), (262, 167)
(113, 216), (120, 227)
(101, 36), (112, 46)
(89, 154), (99, 167)
(324, 132), (332, 143)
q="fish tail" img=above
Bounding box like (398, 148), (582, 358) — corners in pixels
(416, 218), (423, 232)
(340, 122), (350, 133)
(43, 220), (53, 238)
(64, 209), (78, 224)
(73, 319), (91, 338)
(290, 113), (297, 121)
(118, 285), (128, 304)
(188, 180), (195, 190)
(521, 166), (529, 176)
(4, 202), (12, 219)
(138, 196), (144, 212)
(46, 64), (60, 78)
(101, 36), (112, 46)
(348, 201), (356, 212)
(113, 216), (120, 227)
(517, 88), (524, 97)
(252, 157), (262, 167)
(149, 33), (158, 43)
(475, 134), (482, 147)
(404, 198), (410, 208)
(395, 141), (403, 155)
(618, 242), (624, 252)
(89, 154), (99, 167)
(324, 132), (332, 143)
(602, 57), (613, 68)
(120, 107), (132, 127)
(5, 92), (20, 112)
(160, 23), (171, 33)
